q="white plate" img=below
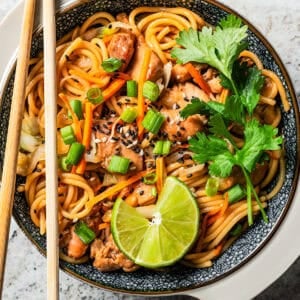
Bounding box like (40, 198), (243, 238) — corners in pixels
(1, 1), (299, 299)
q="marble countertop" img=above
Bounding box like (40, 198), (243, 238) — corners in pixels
(1, 0), (299, 299)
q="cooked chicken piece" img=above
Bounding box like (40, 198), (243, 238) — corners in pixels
(171, 64), (191, 83)
(127, 182), (157, 206)
(160, 82), (209, 110)
(67, 227), (88, 259)
(159, 82), (208, 142)
(161, 108), (205, 142)
(91, 235), (138, 272)
(108, 32), (136, 71)
(94, 131), (143, 171)
(128, 35), (163, 82)
(95, 132), (117, 169)
(120, 146), (143, 171)
(207, 76), (223, 94)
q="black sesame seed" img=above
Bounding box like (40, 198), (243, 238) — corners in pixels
(180, 127), (186, 131)
(139, 190), (144, 196)
(187, 174), (193, 178)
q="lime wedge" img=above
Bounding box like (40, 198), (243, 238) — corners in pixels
(111, 176), (200, 268)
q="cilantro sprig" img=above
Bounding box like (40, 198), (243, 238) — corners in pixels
(171, 15), (248, 94)
(171, 14), (283, 225)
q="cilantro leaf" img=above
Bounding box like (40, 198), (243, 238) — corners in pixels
(208, 114), (233, 144)
(189, 133), (230, 163)
(239, 67), (265, 115)
(180, 99), (225, 119)
(219, 14), (244, 29)
(180, 98), (212, 119)
(171, 15), (248, 86)
(223, 95), (245, 124)
(235, 119), (283, 172)
(208, 153), (236, 177)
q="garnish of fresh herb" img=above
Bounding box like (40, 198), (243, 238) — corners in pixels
(172, 14), (283, 226)
(189, 119), (282, 225)
(171, 14), (248, 94)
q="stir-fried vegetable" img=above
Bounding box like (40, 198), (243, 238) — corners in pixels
(74, 221), (96, 244)
(142, 80), (160, 102)
(108, 155), (131, 174)
(65, 142), (85, 166)
(102, 57), (123, 72)
(126, 80), (138, 97)
(142, 109), (165, 134)
(120, 107), (138, 123)
(87, 88), (104, 105)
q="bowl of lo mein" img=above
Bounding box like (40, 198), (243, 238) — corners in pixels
(0, 0), (299, 295)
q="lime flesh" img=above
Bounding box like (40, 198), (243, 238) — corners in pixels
(111, 176), (200, 268)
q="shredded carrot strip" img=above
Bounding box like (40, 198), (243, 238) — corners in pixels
(220, 88), (229, 103)
(59, 93), (83, 142)
(213, 244), (223, 257)
(98, 223), (110, 231)
(156, 157), (165, 194)
(137, 47), (152, 139)
(102, 78), (126, 102)
(186, 63), (212, 95)
(76, 102), (94, 174)
(86, 170), (152, 208)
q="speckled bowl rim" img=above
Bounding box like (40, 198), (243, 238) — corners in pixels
(1, 0), (299, 296)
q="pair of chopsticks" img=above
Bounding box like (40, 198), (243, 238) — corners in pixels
(0, 0), (59, 299)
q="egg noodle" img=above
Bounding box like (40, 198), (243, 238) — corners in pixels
(17, 7), (289, 270)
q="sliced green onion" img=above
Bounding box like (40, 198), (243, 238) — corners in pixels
(228, 184), (246, 204)
(143, 173), (157, 185)
(205, 177), (219, 197)
(66, 142), (85, 166)
(126, 80), (138, 97)
(142, 109), (165, 134)
(153, 140), (172, 155)
(142, 80), (160, 102)
(60, 156), (72, 172)
(68, 99), (83, 120)
(108, 155), (130, 174)
(230, 223), (243, 236)
(87, 88), (104, 104)
(101, 57), (123, 72)
(74, 221), (96, 244)
(151, 187), (158, 197)
(60, 125), (76, 145)
(120, 107), (138, 123)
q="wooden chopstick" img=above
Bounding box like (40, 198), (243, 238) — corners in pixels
(0, 0), (36, 294)
(43, 0), (59, 299)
